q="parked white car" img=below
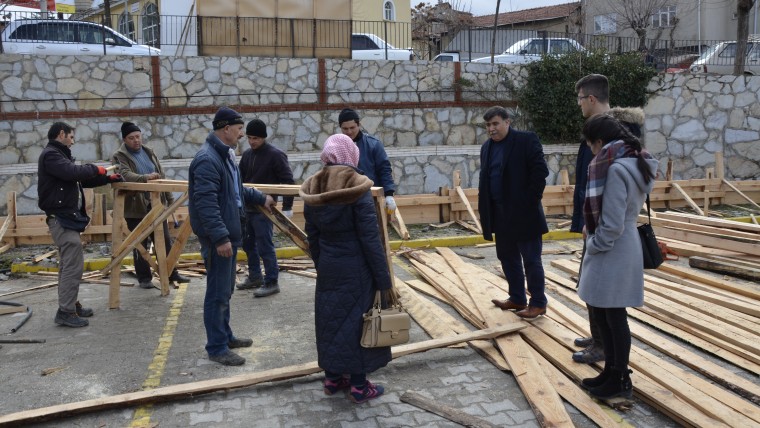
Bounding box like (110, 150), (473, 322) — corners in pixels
(432, 52), (470, 62)
(351, 33), (414, 61)
(0, 19), (160, 56)
(690, 36), (760, 75)
(471, 38), (585, 64)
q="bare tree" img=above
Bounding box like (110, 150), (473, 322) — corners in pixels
(411, 1), (473, 60)
(733, 0), (756, 75)
(490, 0), (501, 63)
(606, 0), (691, 50)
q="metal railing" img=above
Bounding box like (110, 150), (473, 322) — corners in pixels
(0, 11), (757, 71)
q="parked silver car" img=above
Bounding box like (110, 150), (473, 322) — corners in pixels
(690, 36), (760, 75)
(471, 37), (585, 64)
(0, 19), (160, 56)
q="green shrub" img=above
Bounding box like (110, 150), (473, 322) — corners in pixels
(517, 50), (658, 144)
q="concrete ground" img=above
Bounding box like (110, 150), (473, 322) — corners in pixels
(0, 239), (688, 427)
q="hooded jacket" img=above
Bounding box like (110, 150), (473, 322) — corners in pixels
(577, 156), (659, 308)
(300, 164), (392, 374)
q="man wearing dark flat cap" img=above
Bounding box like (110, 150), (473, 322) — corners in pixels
(338, 108), (397, 215)
(189, 106), (275, 366)
(236, 118), (295, 298)
(111, 122), (191, 289)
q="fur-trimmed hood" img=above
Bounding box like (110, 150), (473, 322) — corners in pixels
(609, 107), (645, 127)
(299, 165), (373, 206)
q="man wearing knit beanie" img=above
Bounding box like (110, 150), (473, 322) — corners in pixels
(189, 106), (275, 366)
(111, 122), (191, 289)
(337, 108), (398, 215)
(237, 118), (295, 298)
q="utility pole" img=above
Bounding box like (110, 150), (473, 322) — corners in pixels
(103, 0), (112, 27)
(40, 0), (48, 18)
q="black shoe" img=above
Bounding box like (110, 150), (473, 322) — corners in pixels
(169, 272), (191, 283)
(209, 351), (245, 366)
(236, 276), (263, 290)
(54, 309), (89, 328)
(581, 366), (611, 390)
(138, 279), (155, 289)
(589, 368), (633, 400)
(574, 337), (593, 347)
(573, 343), (605, 364)
(229, 337), (253, 349)
(253, 281), (280, 298)
(75, 301), (93, 318)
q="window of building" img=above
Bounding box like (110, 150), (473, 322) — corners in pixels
(594, 14), (616, 35)
(652, 5), (677, 28)
(142, 2), (159, 47)
(383, 1), (395, 21)
(118, 11), (135, 41)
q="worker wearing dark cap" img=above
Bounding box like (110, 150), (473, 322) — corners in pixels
(111, 121), (191, 289)
(337, 108), (397, 214)
(189, 106), (275, 366)
(236, 118), (295, 297)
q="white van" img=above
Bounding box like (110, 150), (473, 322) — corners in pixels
(689, 36), (760, 75)
(0, 19), (160, 56)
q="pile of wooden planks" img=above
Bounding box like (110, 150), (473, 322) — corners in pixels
(398, 247), (760, 426)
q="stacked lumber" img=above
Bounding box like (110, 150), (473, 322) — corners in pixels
(399, 248), (760, 427)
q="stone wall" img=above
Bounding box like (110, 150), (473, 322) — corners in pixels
(0, 54), (758, 215)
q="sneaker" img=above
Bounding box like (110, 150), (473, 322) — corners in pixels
(208, 351), (245, 366)
(54, 309), (89, 328)
(236, 276), (263, 290)
(75, 301), (93, 318)
(349, 381), (385, 404)
(324, 377), (351, 395)
(572, 343), (605, 363)
(169, 272), (191, 283)
(138, 280), (155, 289)
(228, 337), (253, 349)
(253, 281), (280, 298)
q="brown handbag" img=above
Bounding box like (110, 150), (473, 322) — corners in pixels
(360, 288), (411, 348)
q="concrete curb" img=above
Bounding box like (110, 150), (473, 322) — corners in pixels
(10, 230), (580, 274)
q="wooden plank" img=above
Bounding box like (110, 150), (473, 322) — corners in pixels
(653, 225), (760, 256)
(395, 279), (468, 349)
(645, 215), (760, 240)
(455, 186), (482, 234)
(3, 191), (16, 248)
(391, 208), (410, 240)
(400, 391), (500, 428)
(657, 263), (760, 301)
(0, 324), (524, 427)
(723, 179), (760, 210)
(0, 305), (27, 315)
(150, 192), (171, 296)
(109, 189), (127, 309)
(256, 204), (310, 257)
(33, 250), (57, 264)
(689, 256), (760, 282)
(671, 182), (705, 215)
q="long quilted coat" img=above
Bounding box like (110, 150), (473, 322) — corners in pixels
(299, 165), (392, 375)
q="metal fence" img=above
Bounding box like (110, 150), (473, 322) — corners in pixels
(1, 11), (758, 72)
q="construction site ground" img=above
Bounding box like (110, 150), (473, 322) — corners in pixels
(0, 232), (757, 427)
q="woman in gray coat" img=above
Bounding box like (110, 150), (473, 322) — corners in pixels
(577, 114), (658, 400)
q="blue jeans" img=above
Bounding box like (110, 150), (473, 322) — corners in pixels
(201, 245), (238, 356)
(494, 234), (547, 308)
(242, 212), (278, 283)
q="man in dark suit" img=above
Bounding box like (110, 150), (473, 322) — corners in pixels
(478, 106), (549, 320)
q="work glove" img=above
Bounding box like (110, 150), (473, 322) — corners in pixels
(108, 174), (125, 183)
(283, 210), (293, 219)
(385, 195), (396, 215)
(96, 166), (107, 175)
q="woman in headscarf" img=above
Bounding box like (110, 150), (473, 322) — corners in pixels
(299, 134), (392, 404)
(578, 114), (659, 400)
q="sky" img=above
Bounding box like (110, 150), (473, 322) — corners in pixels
(440, 0), (576, 17)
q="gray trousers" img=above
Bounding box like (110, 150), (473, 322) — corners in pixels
(48, 217), (84, 313)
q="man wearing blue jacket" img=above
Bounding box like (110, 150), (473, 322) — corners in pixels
(338, 108), (397, 214)
(189, 107), (275, 366)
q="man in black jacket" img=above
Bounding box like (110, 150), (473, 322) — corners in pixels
(38, 122), (123, 327)
(236, 119), (294, 297)
(478, 107), (550, 320)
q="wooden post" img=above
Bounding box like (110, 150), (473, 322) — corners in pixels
(715, 152), (724, 180)
(151, 192), (170, 296)
(439, 185), (450, 223)
(664, 159), (673, 210)
(3, 192), (17, 249)
(704, 167), (714, 216)
(558, 169), (569, 186)
(373, 187), (395, 288)
(109, 189), (126, 309)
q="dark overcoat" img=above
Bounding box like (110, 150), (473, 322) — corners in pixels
(300, 165), (392, 375)
(478, 128), (549, 242)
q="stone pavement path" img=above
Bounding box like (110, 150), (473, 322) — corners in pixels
(0, 241), (677, 427)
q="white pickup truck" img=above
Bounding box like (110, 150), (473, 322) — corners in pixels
(351, 33), (415, 61)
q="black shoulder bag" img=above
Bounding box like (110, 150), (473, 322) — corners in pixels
(638, 195), (663, 269)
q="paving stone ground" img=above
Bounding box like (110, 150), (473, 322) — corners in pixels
(0, 240), (690, 427)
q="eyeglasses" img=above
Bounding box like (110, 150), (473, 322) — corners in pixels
(577, 95), (591, 101)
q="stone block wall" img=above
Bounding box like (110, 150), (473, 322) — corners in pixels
(1, 54), (758, 216)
